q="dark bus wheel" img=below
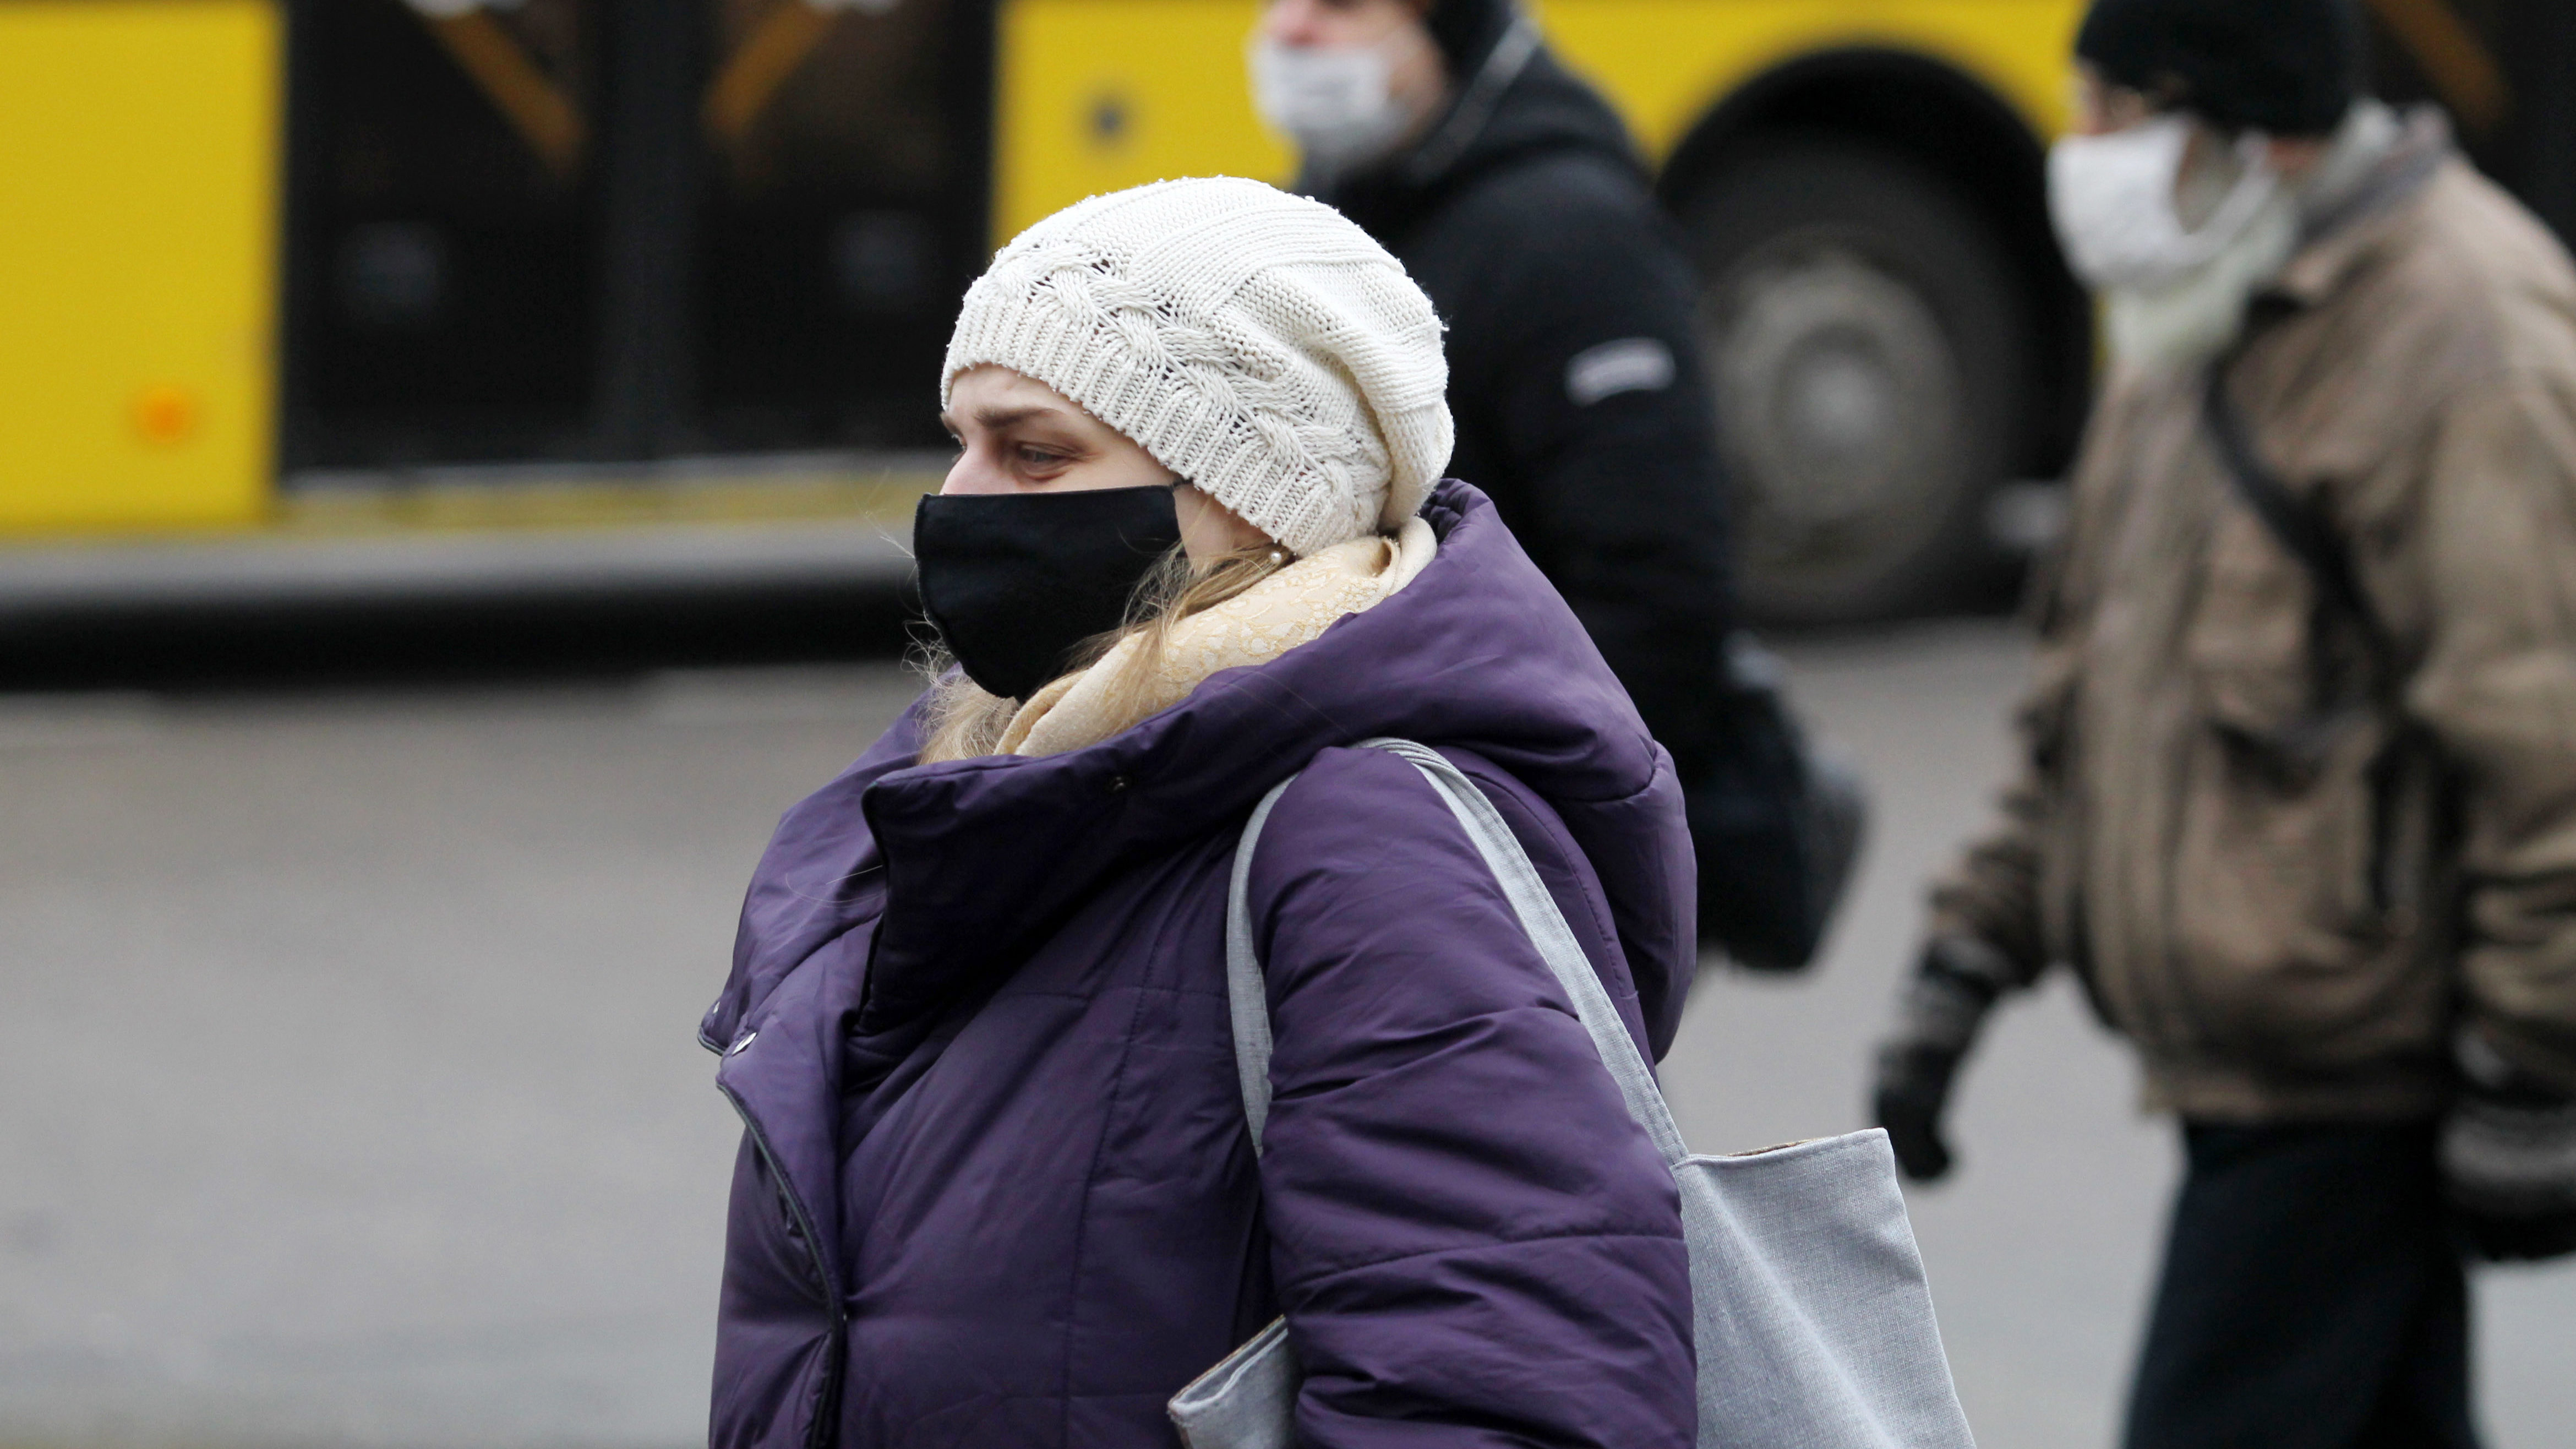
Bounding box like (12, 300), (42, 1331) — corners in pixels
(1679, 138), (2034, 625)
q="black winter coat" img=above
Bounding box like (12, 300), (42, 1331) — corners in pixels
(1309, 31), (1735, 779)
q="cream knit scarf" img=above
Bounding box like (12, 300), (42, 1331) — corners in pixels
(997, 516), (1438, 758)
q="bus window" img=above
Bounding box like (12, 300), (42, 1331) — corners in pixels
(283, 0), (598, 470)
(283, 0), (988, 475)
(2365, 0), (2576, 242)
(700, 0), (993, 452)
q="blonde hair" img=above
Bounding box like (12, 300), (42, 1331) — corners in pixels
(914, 542), (1290, 764)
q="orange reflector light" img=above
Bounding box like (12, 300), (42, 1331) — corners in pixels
(133, 384), (200, 444)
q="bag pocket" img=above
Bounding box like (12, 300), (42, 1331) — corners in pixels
(1679, 1131), (1972, 1449)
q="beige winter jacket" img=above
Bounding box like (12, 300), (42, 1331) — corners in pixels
(1933, 138), (2576, 1120)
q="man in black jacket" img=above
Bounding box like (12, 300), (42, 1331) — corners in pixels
(1254, 0), (1852, 965)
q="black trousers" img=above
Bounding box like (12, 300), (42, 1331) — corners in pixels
(2123, 1121), (2479, 1449)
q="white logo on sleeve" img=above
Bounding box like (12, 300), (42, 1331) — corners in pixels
(1564, 337), (1675, 407)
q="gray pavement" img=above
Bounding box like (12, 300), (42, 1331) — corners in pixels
(3, 620), (2569, 1447)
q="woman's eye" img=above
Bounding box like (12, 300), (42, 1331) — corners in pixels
(1016, 446), (1069, 469)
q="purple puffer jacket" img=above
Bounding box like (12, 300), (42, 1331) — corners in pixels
(701, 481), (1698, 1449)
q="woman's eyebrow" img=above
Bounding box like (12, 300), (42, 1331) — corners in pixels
(973, 404), (1065, 430)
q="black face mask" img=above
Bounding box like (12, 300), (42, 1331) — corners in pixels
(913, 485), (1184, 701)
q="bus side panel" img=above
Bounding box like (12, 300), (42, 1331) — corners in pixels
(989, 0), (2075, 248)
(993, 0), (1291, 246)
(0, 0), (279, 536)
(1540, 0), (2079, 160)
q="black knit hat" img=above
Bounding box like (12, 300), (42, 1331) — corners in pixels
(1427, 0), (1516, 71)
(2075, 0), (2366, 136)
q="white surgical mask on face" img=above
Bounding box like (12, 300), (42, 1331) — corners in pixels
(1248, 34), (1421, 179)
(2048, 113), (2282, 292)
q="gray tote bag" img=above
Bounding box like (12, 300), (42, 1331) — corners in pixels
(1170, 738), (1977, 1449)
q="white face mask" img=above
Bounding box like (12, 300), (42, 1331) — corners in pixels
(2047, 113), (2282, 292)
(1248, 34), (1422, 179)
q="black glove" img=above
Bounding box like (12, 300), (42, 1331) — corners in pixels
(2442, 1028), (2576, 1262)
(1871, 937), (2012, 1182)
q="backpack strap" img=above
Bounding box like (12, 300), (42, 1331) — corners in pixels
(2200, 350), (2398, 678)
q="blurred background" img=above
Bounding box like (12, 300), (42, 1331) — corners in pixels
(3, 0), (2573, 1445)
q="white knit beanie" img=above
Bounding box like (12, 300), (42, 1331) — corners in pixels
(942, 177), (1454, 558)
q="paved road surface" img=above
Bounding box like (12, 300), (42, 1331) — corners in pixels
(4, 619), (2568, 1447)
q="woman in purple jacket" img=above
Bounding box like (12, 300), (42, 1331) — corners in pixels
(702, 177), (1697, 1448)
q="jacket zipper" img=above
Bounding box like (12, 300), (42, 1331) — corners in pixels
(719, 1080), (847, 1449)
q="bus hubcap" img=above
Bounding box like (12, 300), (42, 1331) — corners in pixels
(1704, 247), (1962, 576)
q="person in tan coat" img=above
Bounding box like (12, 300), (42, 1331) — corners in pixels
(1868, 2), (2576, 1445)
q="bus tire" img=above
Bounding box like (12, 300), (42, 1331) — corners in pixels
(1677, 135), (2034, 625)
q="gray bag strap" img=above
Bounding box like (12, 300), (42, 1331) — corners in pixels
(1224, 777), (1295, 1152)
(1226, 737), (1688, 1165)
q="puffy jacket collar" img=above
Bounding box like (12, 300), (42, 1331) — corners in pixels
(846, 481), (1669, 1037)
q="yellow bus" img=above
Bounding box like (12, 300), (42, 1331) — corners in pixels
(0, 0), (2551, 620)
